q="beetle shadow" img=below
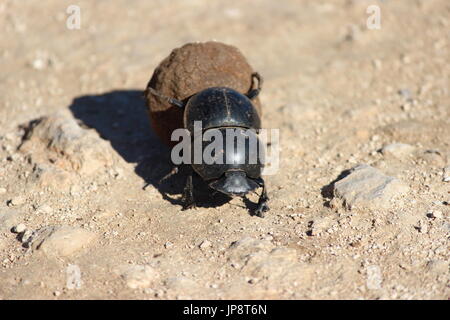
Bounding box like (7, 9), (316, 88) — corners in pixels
(69, 89), (230, 209)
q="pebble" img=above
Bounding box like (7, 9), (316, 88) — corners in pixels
(307, 216), (334, 236)
(199, 239), (211, 249)
(164, 241), (173, 249)
(36, 204), (53, 215)
(443, 166), (450, 182)
(426, 210), (443, 219)
(12, 223), (27, 233)
(8, 196), (26, 207)
(332, 164), (409, 210)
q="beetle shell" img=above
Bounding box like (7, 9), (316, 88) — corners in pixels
(145, 41), (262, 146)
(183, 87), (261, 133)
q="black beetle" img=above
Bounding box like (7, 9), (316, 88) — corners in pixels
(147, 73), (269, 217)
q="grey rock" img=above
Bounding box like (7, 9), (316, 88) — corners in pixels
(381, 143), (415, 159)
(20, 111), (115, 176)
(332, 164), (409, 210)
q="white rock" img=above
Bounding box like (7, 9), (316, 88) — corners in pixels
(164, 241), (173, 249)
(12, 223), (27, 233)
(443, 166), (450, 182)
(332, 164), (409, 210)
(199, 239), (211, 249)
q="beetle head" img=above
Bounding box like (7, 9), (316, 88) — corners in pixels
(208, 171), (259, 197)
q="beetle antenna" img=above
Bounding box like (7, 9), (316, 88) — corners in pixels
(158, 166), (179, 184)
(147, 87), (185, 108)
(247, 72), (264, 100)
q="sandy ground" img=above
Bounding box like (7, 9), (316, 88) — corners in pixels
(0, 0), (449, 299)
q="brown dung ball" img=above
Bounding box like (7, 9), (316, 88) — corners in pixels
(144, 41), (262, 146)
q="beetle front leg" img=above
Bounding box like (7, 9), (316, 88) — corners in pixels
(181, 168), (196, 210)
(254, 178), (269, 218)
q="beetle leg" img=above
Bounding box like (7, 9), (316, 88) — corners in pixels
(182, 169), (196, 210)
(158, 166), (179, 184)
(254, 177), (269, 218)
(246, 72), (264, 100)
(146, 87), (185, 108)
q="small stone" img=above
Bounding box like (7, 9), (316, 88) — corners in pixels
(36, 204), (53, 215)
(398, 88), (412, 101)
(120, 265), (160, 289)
(32, 58), (46, 70)
(199, 240), (211, 249)
(164, 241), (173, 249)
(443, 167), (450, 182)
(332, 164), (409, 210)
(366, 265), (382, 290)
(53, 290), (61, 297)
(307, 216), (334, 236)
(426, 210), (443, 219)
(400, 103), (411, 112)
(381, 143), (415, 159)
(29, 226), (96, 257)
(12, 223), (27, 233)
(8, 196), (26, 207)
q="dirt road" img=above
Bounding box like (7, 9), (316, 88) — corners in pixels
(0, 0), (448, 299)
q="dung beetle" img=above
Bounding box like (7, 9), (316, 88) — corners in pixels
(147, 73), (269, 217)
